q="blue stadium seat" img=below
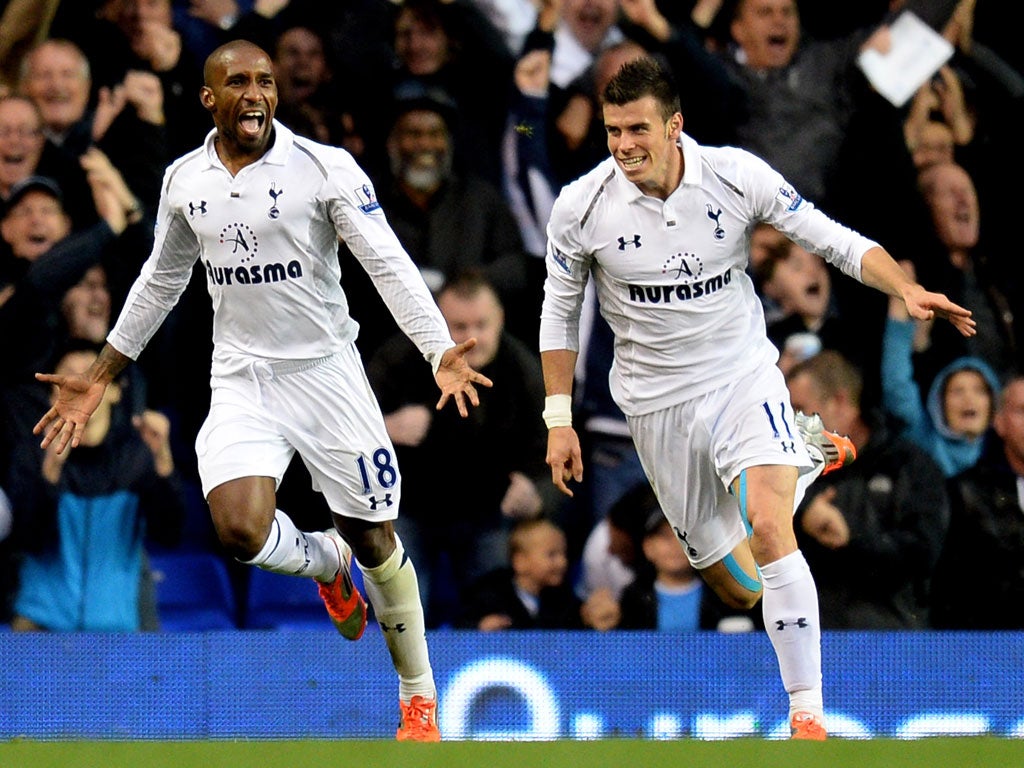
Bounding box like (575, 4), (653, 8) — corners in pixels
(149, 552), (238, 631)
(244, 568), (347, 631)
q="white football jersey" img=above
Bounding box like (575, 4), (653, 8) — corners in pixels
(540, 133), (878, 416)
(109, 120), (454, 376)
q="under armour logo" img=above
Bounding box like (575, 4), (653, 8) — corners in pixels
(268, 183), (283, 219)
(775, 618), (809, 630)
(618, 234), (642, 250)
(706, 204), (725, 239)
(780, 440), (796, 453)
(380, 621), (407, 633)
(189, 200), (207, 216)
(368, 494), (393, 511)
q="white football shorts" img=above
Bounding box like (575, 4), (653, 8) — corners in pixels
(195, 343), (401, 522)
(627, 363), (812, 569)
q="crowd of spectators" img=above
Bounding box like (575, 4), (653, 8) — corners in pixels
(0, 0), (1022, 632)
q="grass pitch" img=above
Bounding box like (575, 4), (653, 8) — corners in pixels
(3, 737), (1024, 768)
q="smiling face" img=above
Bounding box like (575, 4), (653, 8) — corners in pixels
(394, 5), (450, 77)
(387, 108), (452, 194)
(942, 369), (992, 439)
(61, 265), (111, 344)
(731, 0), (800, 70)
(603, 95), (683, 200)
(274, 27), (329, 104)
(201, 42), (278, 165)
(512, 521), (569, 595)
(20, 40), (91, 135)
(0, 97), (45, 195)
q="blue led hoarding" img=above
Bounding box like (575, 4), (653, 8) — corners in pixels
(1, 629), (1021, 740)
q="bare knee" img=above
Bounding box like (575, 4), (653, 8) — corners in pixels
(747, 511), (796, 563)
(207, 478), (276, 560)
(334, 517), (396, 568)
(736, 466), (799, 563)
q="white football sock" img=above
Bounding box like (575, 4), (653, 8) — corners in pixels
(760, 550), (824, 720)
(358, 534), (435, 701)
(241, 509), (339, 582)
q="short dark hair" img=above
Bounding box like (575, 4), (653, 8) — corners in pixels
(602, 56), (681, 122)
(788, 350), (863, 407)
(608, 482), (661, 544)
(996, 371), (1024, 411)
(438, 268), (498, 303)
(389, 80), (458, 132)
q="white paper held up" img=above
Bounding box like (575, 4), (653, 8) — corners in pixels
(856, 11), (954, 108)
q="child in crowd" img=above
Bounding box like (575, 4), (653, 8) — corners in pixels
(618, 511), (705, 631)
(458, 518), (583, 630)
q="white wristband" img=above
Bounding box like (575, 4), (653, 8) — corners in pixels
(542, 394), (573, 429)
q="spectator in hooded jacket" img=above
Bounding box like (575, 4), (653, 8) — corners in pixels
(882, 271), (1000, 477)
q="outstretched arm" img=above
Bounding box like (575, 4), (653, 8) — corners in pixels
(859, 246), (976, 337)
(433, 339), (494, 417)
(33, 343), (131, 453)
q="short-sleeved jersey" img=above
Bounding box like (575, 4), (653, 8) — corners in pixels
(539, 133), (878, 416)
(109, 121), (454, 377)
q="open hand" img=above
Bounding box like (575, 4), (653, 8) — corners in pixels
(434, 338), (493, 417)
(33, 372), (107, 454)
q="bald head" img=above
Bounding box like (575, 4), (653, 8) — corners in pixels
(204, 40), (271, 86)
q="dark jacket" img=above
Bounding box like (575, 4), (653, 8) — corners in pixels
(457, 567), (583, 629)
(930, 432), (1024, 629)
(367, 330), (551, 527)
(346, 171), (530, 355)
(796, 419), (950, 628)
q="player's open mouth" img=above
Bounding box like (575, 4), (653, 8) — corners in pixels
(239, 111), (266, 136)
(620, 156), (645, 169)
